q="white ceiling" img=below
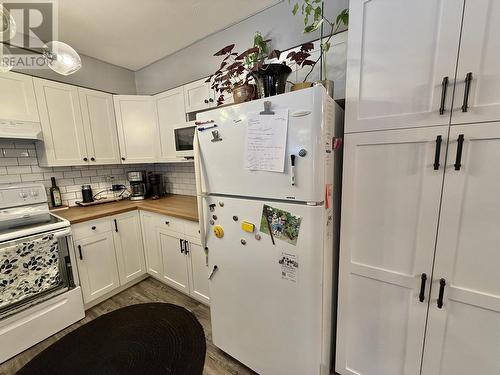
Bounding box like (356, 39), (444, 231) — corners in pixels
(57, 0), (281, 71)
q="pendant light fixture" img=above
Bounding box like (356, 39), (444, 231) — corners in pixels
(0, 4), (82, 75)
(42, 41), (82, 75)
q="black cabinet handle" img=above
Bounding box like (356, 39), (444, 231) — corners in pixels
(121, 157), (126, 161)
(179, 239), (184, 254)
(461, 72), (473, 112)
(78, 245), (83, 260)
(419, 273), (427, 302)
(114, 219), (118, 232)
(437, 278), (446, 309)
(184, 240), (189, 255)
(434, 135), (442, 170)
(209, 98), (214, 103)
(90, 157), (95, 161)
(165, 221), (170, 225)
(91, 226), (96, 230)
(454, 134), (464, 170)
(439, 76), (449, 115)
(204, 99), (209, 104)
(83, 157), (88, 162)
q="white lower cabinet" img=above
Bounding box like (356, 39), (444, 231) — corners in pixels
(112, 211), (146, 284)
(73, 211), (145, 305)
(140, 211), (162, 278)
(141, 211), (209, 304)
(74, 232), (120, 304)
(337, 123), (500, 375)
(159, 229), (190, 293)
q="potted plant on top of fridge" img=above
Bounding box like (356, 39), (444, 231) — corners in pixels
(288, 0), (349, 93)
(207, 32), (290, 105)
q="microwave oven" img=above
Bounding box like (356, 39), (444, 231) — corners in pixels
(173, 122), (196, 158)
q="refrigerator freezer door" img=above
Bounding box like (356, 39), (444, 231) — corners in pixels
(204, 195), (333, 375)
(196, 86), (334, 202)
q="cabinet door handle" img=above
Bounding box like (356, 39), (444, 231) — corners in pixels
(209, 98), (214, 103)
(454, 134), (464, 171)
(437, 278), (446, 309)
(83, 157), (88, 162)
(179, 239), (184, 254)
(208, 265), (219, 280)
(461, 72), (473, 112)
(121, 157), (126, 161)
(439, 76), (449, 115)
(91, 226), (96, 230)
(90, 157), (95, 162)
(78, 245), (83, 260)
(419, 273), (427, 302)
(434, 135), (442, 170)
(204, 99), (209, 104)
(184, 240), (189, 255)
(114, 219), (118, 232)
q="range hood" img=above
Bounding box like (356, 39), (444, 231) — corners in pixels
(0, 120), (42, 140)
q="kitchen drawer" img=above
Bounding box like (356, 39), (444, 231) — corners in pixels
(72, 218), (112, 240)
(156, 214), (185, 234)
(184, 220), (200, 239)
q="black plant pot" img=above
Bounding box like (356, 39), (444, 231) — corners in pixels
(254, 63), (292, 98)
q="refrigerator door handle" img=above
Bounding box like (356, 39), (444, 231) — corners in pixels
(194, 131), (208, 251)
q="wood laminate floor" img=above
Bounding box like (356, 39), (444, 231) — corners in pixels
(0, 278), (257, 375)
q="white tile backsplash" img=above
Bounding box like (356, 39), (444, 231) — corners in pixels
(0, 141), (197, 207)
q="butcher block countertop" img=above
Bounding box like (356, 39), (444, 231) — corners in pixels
(53, 195), (199, 224)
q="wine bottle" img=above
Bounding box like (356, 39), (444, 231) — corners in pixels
(50, 177), (62, 207)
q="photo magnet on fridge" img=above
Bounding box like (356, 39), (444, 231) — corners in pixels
(260, 204), (302, 246)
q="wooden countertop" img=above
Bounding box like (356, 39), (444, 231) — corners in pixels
(53, 195), (198, 224)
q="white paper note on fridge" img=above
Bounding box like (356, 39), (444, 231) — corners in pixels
(245, 109), (288, 172)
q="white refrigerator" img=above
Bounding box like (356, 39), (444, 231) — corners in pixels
(195, 86), (343, 375)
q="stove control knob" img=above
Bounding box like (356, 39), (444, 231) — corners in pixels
(30, 190), (39, 197)
(19, 192), (28, 199)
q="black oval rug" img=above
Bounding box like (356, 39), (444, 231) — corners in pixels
(17, 303), (206, 375)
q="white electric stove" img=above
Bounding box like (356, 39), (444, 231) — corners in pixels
(0, 183), (84, 363)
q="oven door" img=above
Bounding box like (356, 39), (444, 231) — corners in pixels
(173, 123), (196, 158)
(0, 228), (76, 319)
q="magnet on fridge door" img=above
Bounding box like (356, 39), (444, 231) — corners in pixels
(241, 221), (255, 233)
(214, 225), (224, 238)
(255, 233), (261, 241)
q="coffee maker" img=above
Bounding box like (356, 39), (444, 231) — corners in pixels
(148, 173), (162, 200)
(127, 171), (146, 200)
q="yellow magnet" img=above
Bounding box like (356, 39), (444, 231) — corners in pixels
(214, 225), (224, 238)
(241, 221), (255, 233)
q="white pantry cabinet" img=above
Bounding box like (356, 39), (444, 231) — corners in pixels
(0, 72), (39, 123)
(183, 78), (214, 113)
(34, 78), (89, 166)
(451, 1), (500, 125)
(345, 0), (463, 133)
(421, 122), (500, 375)
(113, 95), (161, 163)
(78, 88), (121, 164)
(74, 232), (120, 304)
(336, 126), (448, 375)
(112, 211), (146, 284)
(155, 87), (186, 160)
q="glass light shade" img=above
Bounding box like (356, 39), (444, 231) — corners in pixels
(0, 44), (13, 73)
(0, 4), (16, 42)
(43, 41), (82, 75)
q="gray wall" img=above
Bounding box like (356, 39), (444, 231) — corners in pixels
(135, 0), (348, 94)
(14, 53), (137, 94)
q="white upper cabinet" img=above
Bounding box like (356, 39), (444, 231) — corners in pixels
(345, 0), (464, 133)
(0, 72), (39, 123)
(451, 1), (500, 125)
(183, 78), (214, 113)
(113, 95), (161, 163)
(155, 87), (186, 160)
(78, 88), (121, 165)
(34, 78), (89, 166)
(336, 126), (448, 375)
(421, 123), (500, 375)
